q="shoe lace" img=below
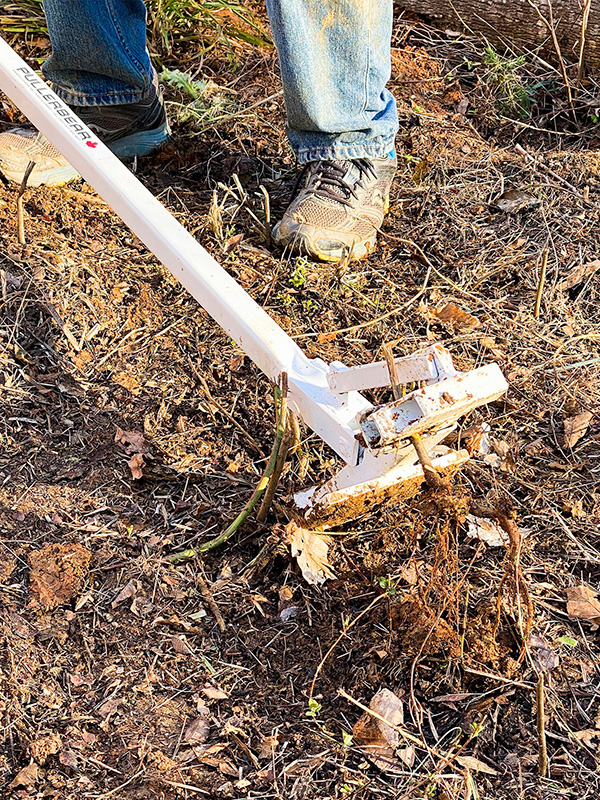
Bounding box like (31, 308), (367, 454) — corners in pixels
(292, 158), (377, 207)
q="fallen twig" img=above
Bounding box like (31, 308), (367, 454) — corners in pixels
(195, 564), (226, 633)
(577, 0), (593, 89)
(16, 160), (34, 244)
(259, 184), (271, 247)
(537, 672), (548, 776)
(514, 144), (600, 210)
(382, 340), (402, 400)
(534, 247), (548, 319)
(188, 357), (265, 457)
(526, 0), (574, 115)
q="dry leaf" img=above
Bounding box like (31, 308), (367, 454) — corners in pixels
(59, 749), (79, 769)
(112, 579), (137, 608)
(172, 635), (193, 655)
(563, 498), (585, 518)
(482, 437), (516, 472)
(529, 634), (559, 673)
(257, 735), (278, 760)
(128, 452), (145, 480)
(455, 755), (498, 775)
(185, 714), (210, 745)
(228, 355), (244, 372)
(218, 759), (239, 776)
(572, 729), (600, 748)
(99, 698), (121, 719)
(224, 232), (244, 253)
(113, 371), (141, 395)
(564, 412), (592, 448)
(523, 438), (551, 457)
(558, 259), (600, 290)
(317, 332), (336, 344)
(287, 521), (335, 586)
(114, 427), (146, 454)
(461, 422), (491, 455)
(493, 189), (539, 214)
(566, 585), (600, 626)
(466, 515), (508, 548)
(30, 733), (62, 765)
(432, 302), (479, 332)
(203, 685), (228, 700)
(353, 688), (411, 771)
(9, 762), (39, 789)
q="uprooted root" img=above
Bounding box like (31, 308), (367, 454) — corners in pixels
(412, 455), (534, 653)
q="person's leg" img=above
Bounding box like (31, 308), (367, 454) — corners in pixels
(265, 0), (397, 162)
(266, 0), (398, 261)
(0, 0), (168, 186)
(41, 0), (153, 106)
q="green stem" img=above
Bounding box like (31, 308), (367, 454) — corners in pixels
(168, 374), (288, 563)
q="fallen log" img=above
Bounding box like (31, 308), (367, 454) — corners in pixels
(399, 0), (599, 70)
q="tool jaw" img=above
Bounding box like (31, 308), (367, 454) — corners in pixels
(294, 348), (508, 526)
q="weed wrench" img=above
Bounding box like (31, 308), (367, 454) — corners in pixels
(0, 37), (508, 525)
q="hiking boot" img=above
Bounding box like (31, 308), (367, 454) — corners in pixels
(272, 155), (397, 262)
(0, 73), (170, 187)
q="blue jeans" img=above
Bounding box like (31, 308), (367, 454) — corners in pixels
(41, 0), (398, 162)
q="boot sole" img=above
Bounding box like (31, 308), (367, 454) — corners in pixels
(107, 121), (171, 158)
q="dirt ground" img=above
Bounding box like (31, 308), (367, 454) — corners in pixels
(1, 8), (600, 800)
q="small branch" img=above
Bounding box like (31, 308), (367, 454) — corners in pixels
(42, 301), (82, 352)
(310, 595), (384, 699)
(577, 0), (593, 89)
(382, 341), (402, 400)
(526, 0), (574, 115)
(339, 688), (452, 768)
(16, 160), (35, 245)
(537, 672), (548, 777)
(410, 433), (449, 492)
(188, 357), (265, 457)
(196, 565), (226, 633)
(534, 248), (548, 319)
(259, 185), (271, 247)
(514, 144), (600, 210)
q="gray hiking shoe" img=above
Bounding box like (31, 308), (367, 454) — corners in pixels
(0, 73), (169, 187)
(272, 156), (397, 262)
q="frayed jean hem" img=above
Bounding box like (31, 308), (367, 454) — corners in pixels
(49, 83), (147, 107)
(295, 136), (396, 164)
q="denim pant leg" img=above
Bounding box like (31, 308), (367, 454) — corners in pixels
(41, 0), (152, 106)
(265, 0), (398, 162)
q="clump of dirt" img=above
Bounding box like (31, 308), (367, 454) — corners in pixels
(391, 595), (460, 658)
(465, 606), (519, 676)
(28, 543), (93, 609)
(30, 733), (62, 766)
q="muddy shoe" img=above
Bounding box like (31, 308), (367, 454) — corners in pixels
(0, 78), (170, 188)
(272, 155), (397, 262)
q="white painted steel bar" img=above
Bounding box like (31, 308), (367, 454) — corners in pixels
(0, 37), (372, 464)
(360, 363), (508, 447)
(327, 343), (457, 394)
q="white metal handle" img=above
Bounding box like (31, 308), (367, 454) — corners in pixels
(0, 37), (373, 464)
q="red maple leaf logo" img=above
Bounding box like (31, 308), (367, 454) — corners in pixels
(86, 140), (99, 148)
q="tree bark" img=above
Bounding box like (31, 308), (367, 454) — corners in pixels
(398, 0), (600, 69)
